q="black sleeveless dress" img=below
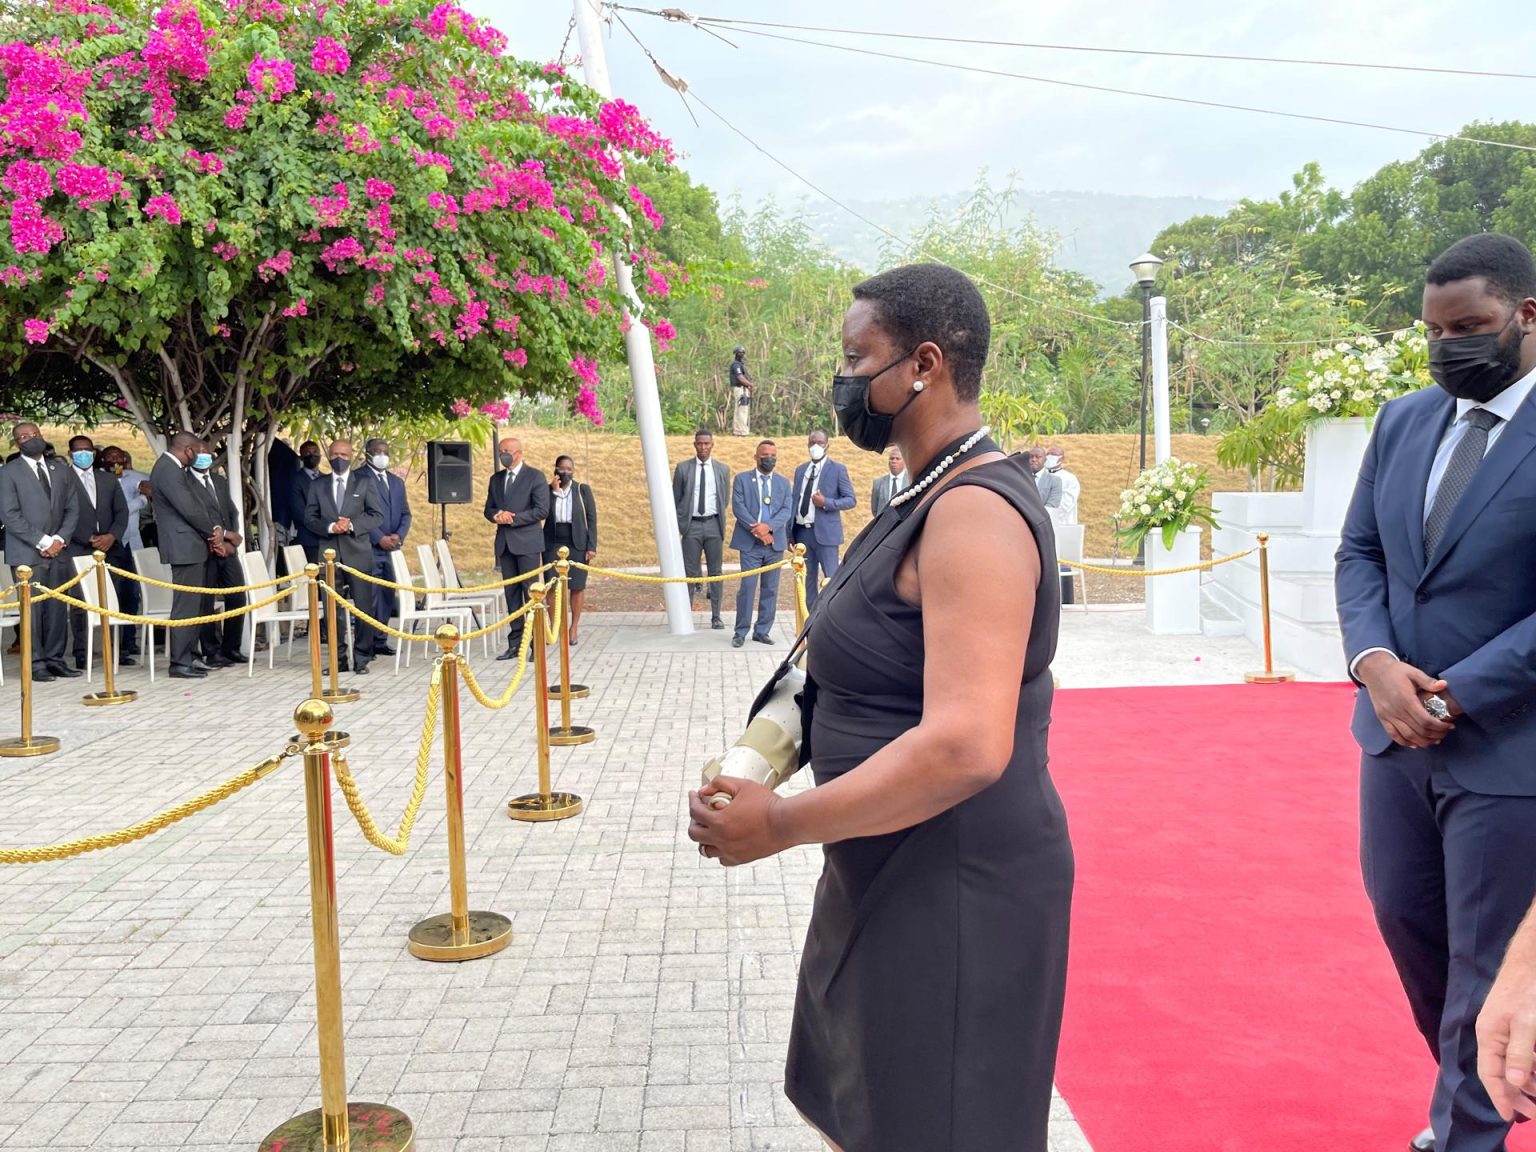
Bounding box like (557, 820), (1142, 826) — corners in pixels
(783, 454), (1073, 1152)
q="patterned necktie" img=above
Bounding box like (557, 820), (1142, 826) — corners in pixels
(1424, 407), (1502, 557)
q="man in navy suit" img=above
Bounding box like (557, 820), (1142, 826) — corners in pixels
(1336, 233), (1536, 1152)
(288, 440), (324, 564)
(730, 440), (791, 648)
(483, 436), (548, 659)
(790, 429), (856, 608)
(364, 438), (411, 656)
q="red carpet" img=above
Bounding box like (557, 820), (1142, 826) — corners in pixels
(1050, 683), (1533, 1152)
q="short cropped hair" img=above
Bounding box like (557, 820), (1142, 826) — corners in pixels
(1426, 233), (1536, 306)
(851, 263), (992, 401)
(757, 439), (776, 450)
(694, 428), (712, 439)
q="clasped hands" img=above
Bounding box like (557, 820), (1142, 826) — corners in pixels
(688, 778), (790, 868)
(1357, 651), (1462, 749)
(494, 511), (515, 525)
(750, 522), (774, 546)
(206, 526), (239, 557)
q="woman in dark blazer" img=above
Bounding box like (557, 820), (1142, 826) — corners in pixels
(543, 454), (598, 644)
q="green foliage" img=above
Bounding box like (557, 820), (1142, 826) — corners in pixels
(979, 390), (1066, 451)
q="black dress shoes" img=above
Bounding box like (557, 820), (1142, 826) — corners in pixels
(731, 636), (745, 648)
(201, 654), (234, 669)
(353, 662), (370, 676)
(30, 667), (56, 682)
(1410, 1128), (1434, 1152)
(752, 634), (774, 645)
(496, 647), (517, 661)
(48, 662), (82, 678)
(118, 655), (137, 667)
(374, 645), (396, 657)
(711, 617), (724, 630)
(169, 664), (207, 680)
(222, 651), (249, 664)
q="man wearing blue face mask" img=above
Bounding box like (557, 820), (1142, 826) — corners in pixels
(1337, 232), (1536, 1152)
(64, 434), (129, 671)
(151, 431), (224, 679)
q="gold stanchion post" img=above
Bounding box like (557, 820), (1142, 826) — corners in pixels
(547, 546), (589, 702)
(1245, 533), (1296, 685)
(791, 543), (809, 634)
(306, 564), (324, 701)
(260, 700), (414, 1152)
(82, 552), (135, 707)
(509, 582), (584, 822)
(321, 549), (360, 704)
(548, 549), (594, 747)
(0, 569), (61, 757)
(408, 625), (513, 962)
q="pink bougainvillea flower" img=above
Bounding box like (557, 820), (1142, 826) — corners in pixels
(247, 54), (296, 101)
(450, 399), (472, 417)
(10, 202), (66, 254)
(570, 356), (599, 387)
(311, 36), (351, 76)
(479, 399), (510, 420)
(143, 194), (182, 224)
(575, 385), (605, 426)
(23, 318), (50, 344)
(3, 160), (53, 201)
(282, 297), (308, 318)
(56, 163), (125, 207)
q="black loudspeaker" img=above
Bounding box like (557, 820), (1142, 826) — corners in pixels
(426, 440), (473, 504)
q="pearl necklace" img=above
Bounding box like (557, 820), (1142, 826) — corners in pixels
(888, 426), (992, 509)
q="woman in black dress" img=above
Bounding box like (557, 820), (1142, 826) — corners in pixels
(689, 263), (1073, 1152)
(542, 454), (597, 644)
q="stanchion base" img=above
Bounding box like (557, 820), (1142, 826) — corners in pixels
(407, 910), (513, 962)
(508, 791), (584, 822)
(0, 735), (61, 758)
(260, 1102), (414, 1151)
(1244, 671), (1297, 685)
(83, 690), (137, 707)
(549, 725), (596, 747)
(320, 687), (361, 704)
(548, 682), (590, 700)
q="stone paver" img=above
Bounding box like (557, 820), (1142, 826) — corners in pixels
(0, 607), (1271, 1150)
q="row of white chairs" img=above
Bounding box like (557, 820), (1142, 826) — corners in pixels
(0, 539), (505, 684)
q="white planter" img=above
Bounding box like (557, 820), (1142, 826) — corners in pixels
(1145, 525), (1203, 635)
(1301, 417), (1371, 537)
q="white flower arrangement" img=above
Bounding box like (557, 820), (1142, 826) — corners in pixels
(1116, 457), (1218, 551)
(1271, 326), (1431, 423)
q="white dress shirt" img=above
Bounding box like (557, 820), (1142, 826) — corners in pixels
(796, 460), (821, 527)
(1052, 467), (1081, 526)
(553, 484), (573, 524)
(120, 470), (149, 550)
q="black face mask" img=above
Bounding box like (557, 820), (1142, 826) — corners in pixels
(18, 438), (45, 459)
(556, 470), (573, 485)
(499, 452), (516, 469)
(832, 349), (921, 452)
(329, 457), (350, 475)
(757, 457), (777, 474)
(1430, 314), (1525, 403)
(301, 453), (321, 470)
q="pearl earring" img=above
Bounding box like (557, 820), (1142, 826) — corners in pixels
(913, 380), (926, 392)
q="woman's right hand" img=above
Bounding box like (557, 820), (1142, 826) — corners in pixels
(688, 778), (792, 866)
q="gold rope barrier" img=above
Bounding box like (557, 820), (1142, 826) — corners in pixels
(0, 570), (61, 758)
(508, 581), (583, 823)
(0, 744), (298, 864)
(547, 549), (594, 747)
(83, 554), (136, 708)
(335, 560), (552, 594)
(1245, 533), (1296, 684)
(460, 609), (537, 710)
(408, 626), (514, 962)
(318, 578), (535, 647)
(1059, 546), (1257, 578)
(105, 563), (301, 595)
(260, 701), (414, 1152)
(791, 543), (809, 634)
(570, 557), (789, 583)
(328, 662), (441, 855)
(34, 583), (293, 628)
(321, 550), (361, 704)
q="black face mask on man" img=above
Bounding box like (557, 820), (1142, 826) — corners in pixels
(832, 349), (922, 453)
(1430, 314), (1526, 403)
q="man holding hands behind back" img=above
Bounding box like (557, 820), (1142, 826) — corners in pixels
(1336, 233), (1536, 1152)
(484, 436), (548, 660)
(730, 439), (791, 648)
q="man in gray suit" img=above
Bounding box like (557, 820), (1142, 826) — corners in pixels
(1027, 446), (1063, 514)
(0, 421), (82, 681)
(304, 439), (385, 675)
(870, 446), (909, 518)
(151, 431), (223, 679)
(673, 428), (731, 630)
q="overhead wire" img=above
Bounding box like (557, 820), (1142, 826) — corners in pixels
(614, 8), (1536, 83)
(605, 8), (1137, 331)
(618, 12), (1536, 155)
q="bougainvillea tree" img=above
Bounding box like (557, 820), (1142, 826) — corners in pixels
(0, 0), (676, 540)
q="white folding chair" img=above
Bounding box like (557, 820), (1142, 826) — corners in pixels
(422, 543), (494, 657)
(71, 556), (132, 684)
(1054, 524), (1089, 610)
(389, 551), (470, 672)
(132, 547), (176, 681)
(281, 544), (310, 580)
(240, 552), (309, 675)
(0, 565), (19, 686)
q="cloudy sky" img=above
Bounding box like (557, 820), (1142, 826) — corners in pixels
(489, 0), (1530, 214)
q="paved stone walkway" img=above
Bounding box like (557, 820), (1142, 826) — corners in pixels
(0, 607), (1272, 1151)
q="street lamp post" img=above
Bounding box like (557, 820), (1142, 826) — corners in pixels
(1129, 251), (1164, 566)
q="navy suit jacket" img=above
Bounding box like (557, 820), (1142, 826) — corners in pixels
(790, 458), (857, 546)
(368, 470), (411, 557)
(289, 470), (323, 551)
(1336, 384), (1536, 794)
(730, 470), (792, 553)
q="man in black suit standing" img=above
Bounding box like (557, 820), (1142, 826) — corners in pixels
(63, 434), (129, 670)
(150, 431), (222, 680)
(288, 440), (325, 564)
(186, 441), (247, 667)
(304, 440), (384, 675)
(483, 436), (548, 660)
(0, 421), (82, 681)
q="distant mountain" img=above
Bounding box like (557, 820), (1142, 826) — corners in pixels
(800, 189), (1234, 295)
